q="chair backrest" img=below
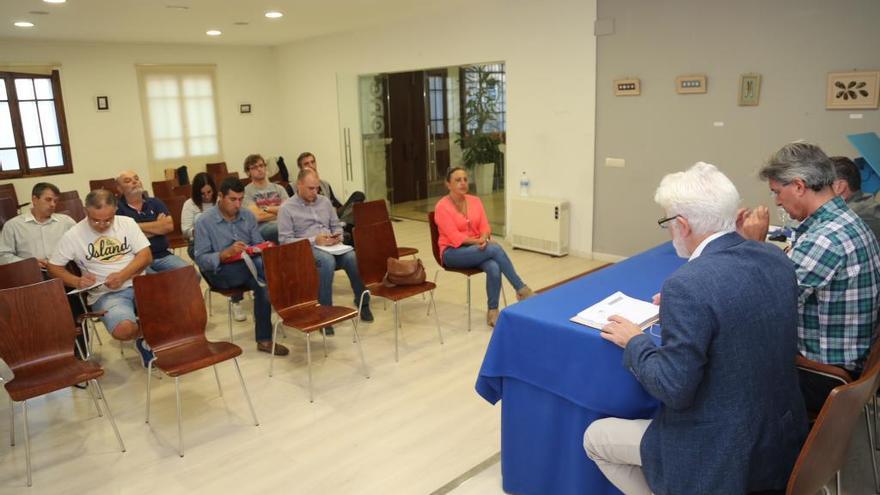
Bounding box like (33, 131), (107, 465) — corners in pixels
(427, 211), (443, 266)
(0, 183), (19, 206)
(353, 220), (399, 286)
(58, 190), (80, 201)
(151, 180), (174, 199)
(89, 178), (118, 196)
(161, 195), (187, 235)
(786, 361), (880, 495)
(0, 258), (43, 290)
(206, 162), (228, 186)
(55, 197), (86, 222)
(132, 266), (208, 351)
(353, 200), (391, 227)
(261, 240), (319, 312)
(0, 196), (17, 229)
(172, 184), (191, 199)
(0, 279), (77, 371)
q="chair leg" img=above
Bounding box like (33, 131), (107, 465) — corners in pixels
(91, 320), (103, 346)
(85, 381), (103, 417)
(351, 319), (369, 379)
(213, 365), (223, 397)
(867, 404), (880, 493)
(430, 291), (443, 345)
(232, 358), (259, 426)
(466, 276), (472, 332)
(22, 400), (31, 487)
(836, 470), (841, 495)
(175, 377), (184, 457)
(205, 288), (213, 316)
(501, 284), (508, 308)
(355, 290), (371, 345)
(92, 380), (125, 452)
(321, 329), (328, 358)
(427, 270), (440, 316)
(875, 394), (879, 451)
(306, 332), (314, 403)
(145, 361), (153, 423)
(269, 321), (281, 377)
(394, 301), (400, 362)
(9, 398), (14, 447)
(226, 299), (234, 342)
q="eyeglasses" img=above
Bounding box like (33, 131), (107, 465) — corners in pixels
(657, 214), (680, 229)
(88, 217), (114, 226)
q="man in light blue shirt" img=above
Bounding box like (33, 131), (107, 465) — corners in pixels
(194, 177), (288, 356)
(278, 168), (373, 335)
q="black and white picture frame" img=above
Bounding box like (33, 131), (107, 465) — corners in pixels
(96, 95), (109, 111)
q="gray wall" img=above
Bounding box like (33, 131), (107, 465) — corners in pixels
(593, 0), (880, 256)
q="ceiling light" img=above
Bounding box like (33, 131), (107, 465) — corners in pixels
(14, 21), (35, 28)
(264, 11), (284, 19)
(206, 30), (222, 36)
(43, 0), (66, 4)
(233, 21), (249, 26)
(166, 5), (190, 10)
(29, 11), (50, 15)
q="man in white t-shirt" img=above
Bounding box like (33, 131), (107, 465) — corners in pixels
(47, 189), (155, 367)
(243, 153), (288, 244)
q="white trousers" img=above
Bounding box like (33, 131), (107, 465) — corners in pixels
(583, 417), (653, 495)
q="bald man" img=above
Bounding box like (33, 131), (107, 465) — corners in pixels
(116, 170), (190, 273)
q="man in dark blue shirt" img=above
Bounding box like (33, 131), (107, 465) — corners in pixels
(116, 170), (190, 274)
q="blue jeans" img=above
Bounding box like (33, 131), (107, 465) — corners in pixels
(312, 247), (369, 307)
(202, 258), (271, 342)
(443, 243), (525, 310)
(147, 252), (197, 279)
(259, 222), (279, 244)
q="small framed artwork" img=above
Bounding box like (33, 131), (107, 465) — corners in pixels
(96, 95), (109, 111)
(614, 78), (641, 96)
(826, 71), (879, 110)
(240, 103), (252, 114)
(738, 73), (761, 106)
(675, 75), (707, 94)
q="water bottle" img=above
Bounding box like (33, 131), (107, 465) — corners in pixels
(519, 171), (530, 197)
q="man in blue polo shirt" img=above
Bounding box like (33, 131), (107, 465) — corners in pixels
(116, 170), (190, 274)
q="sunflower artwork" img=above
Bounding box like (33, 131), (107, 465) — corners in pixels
(826, 71), (880, 110)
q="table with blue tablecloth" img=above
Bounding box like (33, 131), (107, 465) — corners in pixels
(475, 242), (686, 495)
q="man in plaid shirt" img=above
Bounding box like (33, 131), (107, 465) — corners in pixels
(738, 142), (880, 411)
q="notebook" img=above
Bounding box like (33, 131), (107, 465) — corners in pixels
(570, 291), (659, 330)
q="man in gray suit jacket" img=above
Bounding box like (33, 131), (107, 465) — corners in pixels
(584, 162), (808, 494)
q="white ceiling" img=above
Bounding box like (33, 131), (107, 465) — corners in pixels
(0, 0), (457, 46)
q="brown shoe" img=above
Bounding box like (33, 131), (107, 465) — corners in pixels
(257, 341), (289, 356)
(487, 309), (500, 327)
(516, 286), (534, 301)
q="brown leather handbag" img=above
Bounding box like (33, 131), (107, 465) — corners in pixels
(383, 257), (426, 287)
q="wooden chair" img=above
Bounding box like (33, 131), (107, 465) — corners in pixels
(427, 211), (507, 331)
(57, 190), (80, 201)
(0, 183), (28, 209)
(0, 258), (42, 290)
(55, 197), (86, 222)
(786, 359), (880, 495)
(172, 184), (191, 199)
(262, 240), (368, 402)
(0, 279), (125, 486)
(132, 266), (259, 457)
(160, 195), (189, 251)
(88, 178), (118, 196)
(353, 200), (418, 258)
(0, 196), (18, 230)
(354, 221), (442, 362)
(796, 330), (880, 492)
(151, 179), (175, 199)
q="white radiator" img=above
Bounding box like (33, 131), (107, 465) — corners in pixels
(509, 196), (570, 256)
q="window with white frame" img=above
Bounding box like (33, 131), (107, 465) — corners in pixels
(137, 66), (221, 163)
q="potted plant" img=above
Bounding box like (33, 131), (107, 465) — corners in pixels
(457, 66), (503, 194)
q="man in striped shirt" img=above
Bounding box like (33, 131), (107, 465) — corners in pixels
(738, 142), (880, 411)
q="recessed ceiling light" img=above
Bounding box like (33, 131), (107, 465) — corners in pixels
(206, 30), (222, 36)
(43, 0), (66, 4)
(233, 21), (249, 26)
(14, 21), (35, 28)
(264, 11), (284, 19)
(166, 5), (190, 10)
(29, 11), (50, 15)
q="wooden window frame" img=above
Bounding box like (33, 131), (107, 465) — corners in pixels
(0, 69), (74, 180)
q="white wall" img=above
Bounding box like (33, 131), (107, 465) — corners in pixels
(0, 39), (282, 200)
(274, 0), (599, 255)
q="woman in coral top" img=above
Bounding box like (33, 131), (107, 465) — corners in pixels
(434, 167), (533, 327)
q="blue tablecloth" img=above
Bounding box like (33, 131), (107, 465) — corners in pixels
(475, 242), (686, 495)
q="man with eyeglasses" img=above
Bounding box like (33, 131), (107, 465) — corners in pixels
(585, 162), (807, 495)
(243, 153), (288, 244)
(47, 189), (155, 367)
(738, 142), (880, 412)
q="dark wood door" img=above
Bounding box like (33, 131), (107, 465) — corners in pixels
(387, 71), (428, 204)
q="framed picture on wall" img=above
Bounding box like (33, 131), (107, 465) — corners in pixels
(826, 71), (879, 110)
(96, 96), (109, 111)
(738, 74), (761, 106)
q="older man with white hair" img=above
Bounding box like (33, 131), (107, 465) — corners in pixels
(584, 162), (807, 494)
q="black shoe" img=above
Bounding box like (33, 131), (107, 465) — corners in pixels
(360, 306), (374, 322)
(322, 326), (335, 336)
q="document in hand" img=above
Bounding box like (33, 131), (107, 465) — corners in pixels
(570, 291), (659, 330)
(314, 243), (353, 255)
